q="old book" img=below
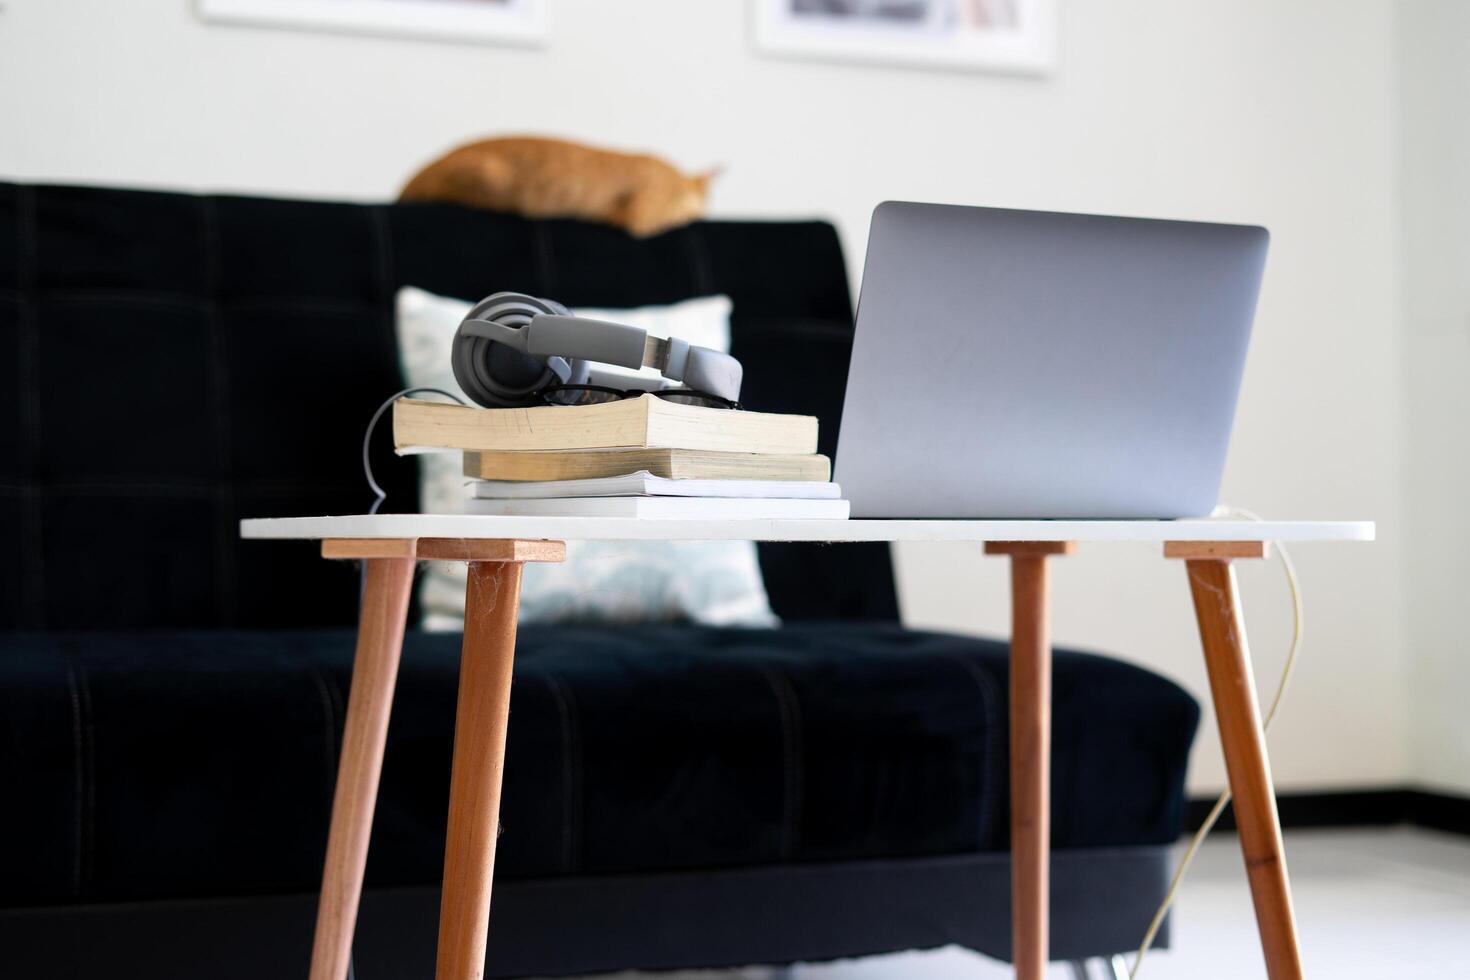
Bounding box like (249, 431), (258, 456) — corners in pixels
(466, 473), (841, 500)
(394, 395), (818, 455)
(463, 448), (831, 482)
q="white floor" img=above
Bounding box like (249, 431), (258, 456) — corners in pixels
(565, 828), (1470, 980)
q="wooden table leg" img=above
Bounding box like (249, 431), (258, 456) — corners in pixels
(436, 560), (526, 980)
(1169, 541), (1304, 980)
(310, 538), (562, 980)
(309, 555), (415, 980)
(986, 541), (1075, 980)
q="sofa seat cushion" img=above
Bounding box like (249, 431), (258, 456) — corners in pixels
(0, 624), (1197, 907)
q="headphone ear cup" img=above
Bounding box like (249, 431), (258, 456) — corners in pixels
(483, 342), (546, 388)
(452, 292), (563, 407)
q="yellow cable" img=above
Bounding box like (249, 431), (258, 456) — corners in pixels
(1128, 506), (1304, 979)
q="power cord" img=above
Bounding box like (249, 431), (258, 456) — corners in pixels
(1127, 505), (1304, 978)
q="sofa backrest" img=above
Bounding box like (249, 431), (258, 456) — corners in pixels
(0, 182), (898, 629)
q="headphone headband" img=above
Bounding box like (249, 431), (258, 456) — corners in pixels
(451, 291), (743, 408)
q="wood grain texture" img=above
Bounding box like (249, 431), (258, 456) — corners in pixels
(322, 538), (565, 563)
(1184, 558), (1304, 980)
(1165, 540), (1270, 561)
(321, 538), (419, 561)
(417, 538), (565, 563)
(308, 557), (415, 980)
(436, 561), (526, 980)
(985, 541), (1078, 557)
(1000, 547), (1070, 980)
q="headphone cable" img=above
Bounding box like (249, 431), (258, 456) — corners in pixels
(345, 386), (467, 980)
(361, 386), (466, 516)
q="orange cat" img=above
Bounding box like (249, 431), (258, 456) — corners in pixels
(399, 136), (717, 238)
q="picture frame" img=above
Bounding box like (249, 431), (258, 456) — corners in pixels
(197, 0), (548, 47)
(753, 0), (1055, 76)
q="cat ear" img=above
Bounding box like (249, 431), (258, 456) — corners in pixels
(692, 165), (724, 190)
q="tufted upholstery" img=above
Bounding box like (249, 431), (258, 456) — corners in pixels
(0, 182), (896, 630)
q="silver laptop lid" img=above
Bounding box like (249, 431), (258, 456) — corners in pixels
(833, 202), (1269, 519)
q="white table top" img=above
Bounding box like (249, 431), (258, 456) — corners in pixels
(240, 514), (1374, 544)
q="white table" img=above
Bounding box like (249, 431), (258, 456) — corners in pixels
(241, 514), (1374, 980)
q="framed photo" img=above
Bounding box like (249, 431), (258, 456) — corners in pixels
(753, 0), (1055, 75)
(197, 0), (548, 47)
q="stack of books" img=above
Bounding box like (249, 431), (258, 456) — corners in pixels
(393, 394), (850, 519)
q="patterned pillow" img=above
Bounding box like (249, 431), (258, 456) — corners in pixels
(395, 286), (779, 630)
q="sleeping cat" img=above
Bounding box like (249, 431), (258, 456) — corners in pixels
(399, 136), (717, 238)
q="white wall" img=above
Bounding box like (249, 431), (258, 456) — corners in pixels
(1400, 0), (1470, 797)
(0, 0), (1408, 795)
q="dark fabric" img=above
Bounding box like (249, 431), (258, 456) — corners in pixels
(0, 848), (1174, 979)
(0, 624), (1198, 908)
(0, 181), (895, 630)
(733, 317), (899, 620)
(0, 181), (1197, 975)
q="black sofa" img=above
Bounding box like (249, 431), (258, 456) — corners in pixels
(0, 182), (1199, 979)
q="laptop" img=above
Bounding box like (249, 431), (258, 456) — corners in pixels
(833, 202), (1269, 519)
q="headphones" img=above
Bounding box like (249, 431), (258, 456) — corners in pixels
(451, 292), (743, 408)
